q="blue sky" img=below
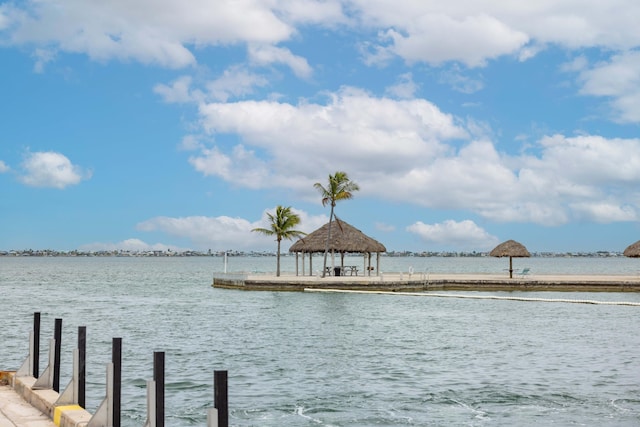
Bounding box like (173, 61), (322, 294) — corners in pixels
(1, 1), (640, 253)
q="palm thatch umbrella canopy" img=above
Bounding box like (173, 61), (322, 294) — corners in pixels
(490, 239), (531, 278)
(289, 219), (386, 276)
(623, 240), (640, 257)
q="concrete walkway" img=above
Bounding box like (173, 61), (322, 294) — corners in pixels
(0, 385), (56, 427)
(213, 272), (640, 292)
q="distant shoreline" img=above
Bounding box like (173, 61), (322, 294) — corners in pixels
(0, 250), (629, 258)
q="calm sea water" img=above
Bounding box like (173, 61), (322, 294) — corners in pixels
(1, 256), (640, 426)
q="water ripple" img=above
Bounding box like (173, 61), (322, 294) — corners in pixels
(2, 257), (640, 426)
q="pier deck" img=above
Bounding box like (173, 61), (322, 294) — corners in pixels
(0, 372), (91, 427)
(0, 385), (56, 427)
(212, 272), (640, 292)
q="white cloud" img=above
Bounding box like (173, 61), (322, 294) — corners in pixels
(193, 87), (467, 194)
(137, 215), (260, 250)
(179, 135), (205, 151)
(368, 139), (517, 206)
(560, 55), (589, 73)
(438, 66), (484, 94)
(19, 151), (91, 189)
(535, 134), (640, 185)
(443, 134), (640, 225)
(576, 50), (640, 123)
(248, 44), (313, 79)
(276, 0), (345, 25)
(407, 219), (499, 250)
(517, 2), (640, 50)
(481, 133), (640, 224)
(353, 1), (640, 67)
(380, 14), (529, 67)
(205, 65), (270, 101)
(188, 88), (640, 226)
(517, 43), (544, 62)
(0, 160), (9, 173)
(79, 238), (188, 253)
(154, 75), (200, 104)
(569, 202), (636, 223)
(4, 0), (640, 127)
(189, 145), (271, 189)
(136, 209), (326, 251)
(3, 0), (294, 68)
(32, 48), (56, 73)
(0, 5), (9, 31)
(155, 67), (269, 105)
(385, 73), (419, 99)
(3, 1), (640, 73)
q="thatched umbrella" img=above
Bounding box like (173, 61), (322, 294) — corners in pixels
(623, 240), (640, 257)
(289, 219), (386, 276)
(490, 239), (530, 278)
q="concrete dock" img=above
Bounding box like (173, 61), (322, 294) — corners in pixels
(212, 272), (640, 292)
(0, 371), (91, 427)
(0, 384), (56, 427)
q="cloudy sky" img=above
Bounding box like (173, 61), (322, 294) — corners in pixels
(1, 0), (640, 253)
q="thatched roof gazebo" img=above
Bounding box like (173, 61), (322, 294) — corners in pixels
(289, 219), (386, 276)
(623, 240), (640, 257)
(490, 239), (530, 278)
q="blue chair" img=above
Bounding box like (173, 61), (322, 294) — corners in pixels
(518, 268), (531, 277)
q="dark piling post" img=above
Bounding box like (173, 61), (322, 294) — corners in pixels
(78, 326), (86, 408)
(33, 312), (40, 378)
(53, 318), (62, 392)
(112, 338), (122, 427)
(214, 370), (228, 427)
(154, 352), (165, 427)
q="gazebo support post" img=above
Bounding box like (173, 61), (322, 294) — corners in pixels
(295, 252), (299, 276)
(509, 256), (513, 278)
(362, 253), (366, 277)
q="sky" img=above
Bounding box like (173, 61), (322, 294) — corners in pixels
(1, 0), (640, 254)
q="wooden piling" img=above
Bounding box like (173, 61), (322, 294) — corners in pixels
(214, 370), (228, 427)
(154, 351), (165, 427)
(53, 318), (62, 392)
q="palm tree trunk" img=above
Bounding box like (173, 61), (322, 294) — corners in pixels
(276, 239), (281, 277)
(322, 205), (335, 277)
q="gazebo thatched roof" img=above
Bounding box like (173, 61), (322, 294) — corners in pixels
(623, 240), (640, 257)
(289, 219), (386, 254)
(489, 240), (531, 257)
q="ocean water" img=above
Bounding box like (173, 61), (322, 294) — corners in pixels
(1, 256), (640, 426)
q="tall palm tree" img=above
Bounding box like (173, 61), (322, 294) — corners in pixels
(252, 206), (306, 276)
(314, 171), (360, 277)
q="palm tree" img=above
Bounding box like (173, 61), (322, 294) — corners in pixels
(252, 206), (306, 276)
(313, 171), (360, 277)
